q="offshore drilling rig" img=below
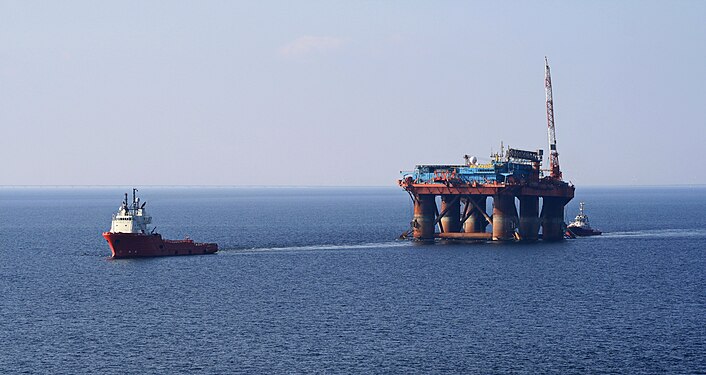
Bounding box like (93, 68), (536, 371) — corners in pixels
(398, 58), (574, 241)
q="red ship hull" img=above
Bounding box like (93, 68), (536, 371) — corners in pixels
(102, 232), (218, 258)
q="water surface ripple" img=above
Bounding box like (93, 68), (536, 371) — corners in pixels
(1, 187), (704, 373)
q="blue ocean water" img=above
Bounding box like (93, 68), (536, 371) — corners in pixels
(0, 187), (704, 374)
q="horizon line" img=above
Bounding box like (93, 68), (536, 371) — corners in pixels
(1, 184), (706, 189)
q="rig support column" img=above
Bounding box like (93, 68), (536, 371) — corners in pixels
(492, 194), (517, 241)
(440, 195), (461, 233)
(542, 197), (566, 241)
(413, 194), (436, 241)
(518, 196), (540, 241)
(464, 196), (487, 233)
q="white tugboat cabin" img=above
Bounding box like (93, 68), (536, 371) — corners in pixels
(110, 188), (153, 234)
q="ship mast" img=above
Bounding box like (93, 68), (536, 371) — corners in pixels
(545, 57), (562, 180)
(132, 188), (139, 212)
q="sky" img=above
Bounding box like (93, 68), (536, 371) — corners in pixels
(1, 1), (705, 186)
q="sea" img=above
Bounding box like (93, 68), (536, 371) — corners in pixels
(1, 186), (704, 374)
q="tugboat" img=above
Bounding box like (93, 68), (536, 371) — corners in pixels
(566, 202), (602, 237)
(102, 189), (218, 258)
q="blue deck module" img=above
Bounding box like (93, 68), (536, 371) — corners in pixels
(401, 148), (543, 186)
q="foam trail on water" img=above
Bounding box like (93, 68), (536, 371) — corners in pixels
(598, 228), (706, 239)
(219, 241), (409, 254)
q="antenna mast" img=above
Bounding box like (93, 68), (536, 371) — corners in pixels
(545, 57), (562, 180)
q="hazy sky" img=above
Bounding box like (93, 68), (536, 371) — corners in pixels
(2, 1), (705, 186)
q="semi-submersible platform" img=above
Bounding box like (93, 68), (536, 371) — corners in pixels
(398, 58), (574, 242)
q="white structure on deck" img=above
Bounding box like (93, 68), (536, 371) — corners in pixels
(110, 189), (153, 234)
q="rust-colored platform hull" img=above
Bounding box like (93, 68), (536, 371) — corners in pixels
(400, 180), (574, 242)
(102, 232), (218, 258)
(436, 232), (493, 240)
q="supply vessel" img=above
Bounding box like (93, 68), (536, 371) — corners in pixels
(566, 202), (602, 236)
(102, 189), (218, 258)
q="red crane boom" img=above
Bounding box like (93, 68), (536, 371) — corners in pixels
(545, 57), (562, 180)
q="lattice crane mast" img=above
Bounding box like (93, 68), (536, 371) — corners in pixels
(544, 56), (562, 180)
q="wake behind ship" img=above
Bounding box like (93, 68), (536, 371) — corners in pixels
(102, 189), (218, 258)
